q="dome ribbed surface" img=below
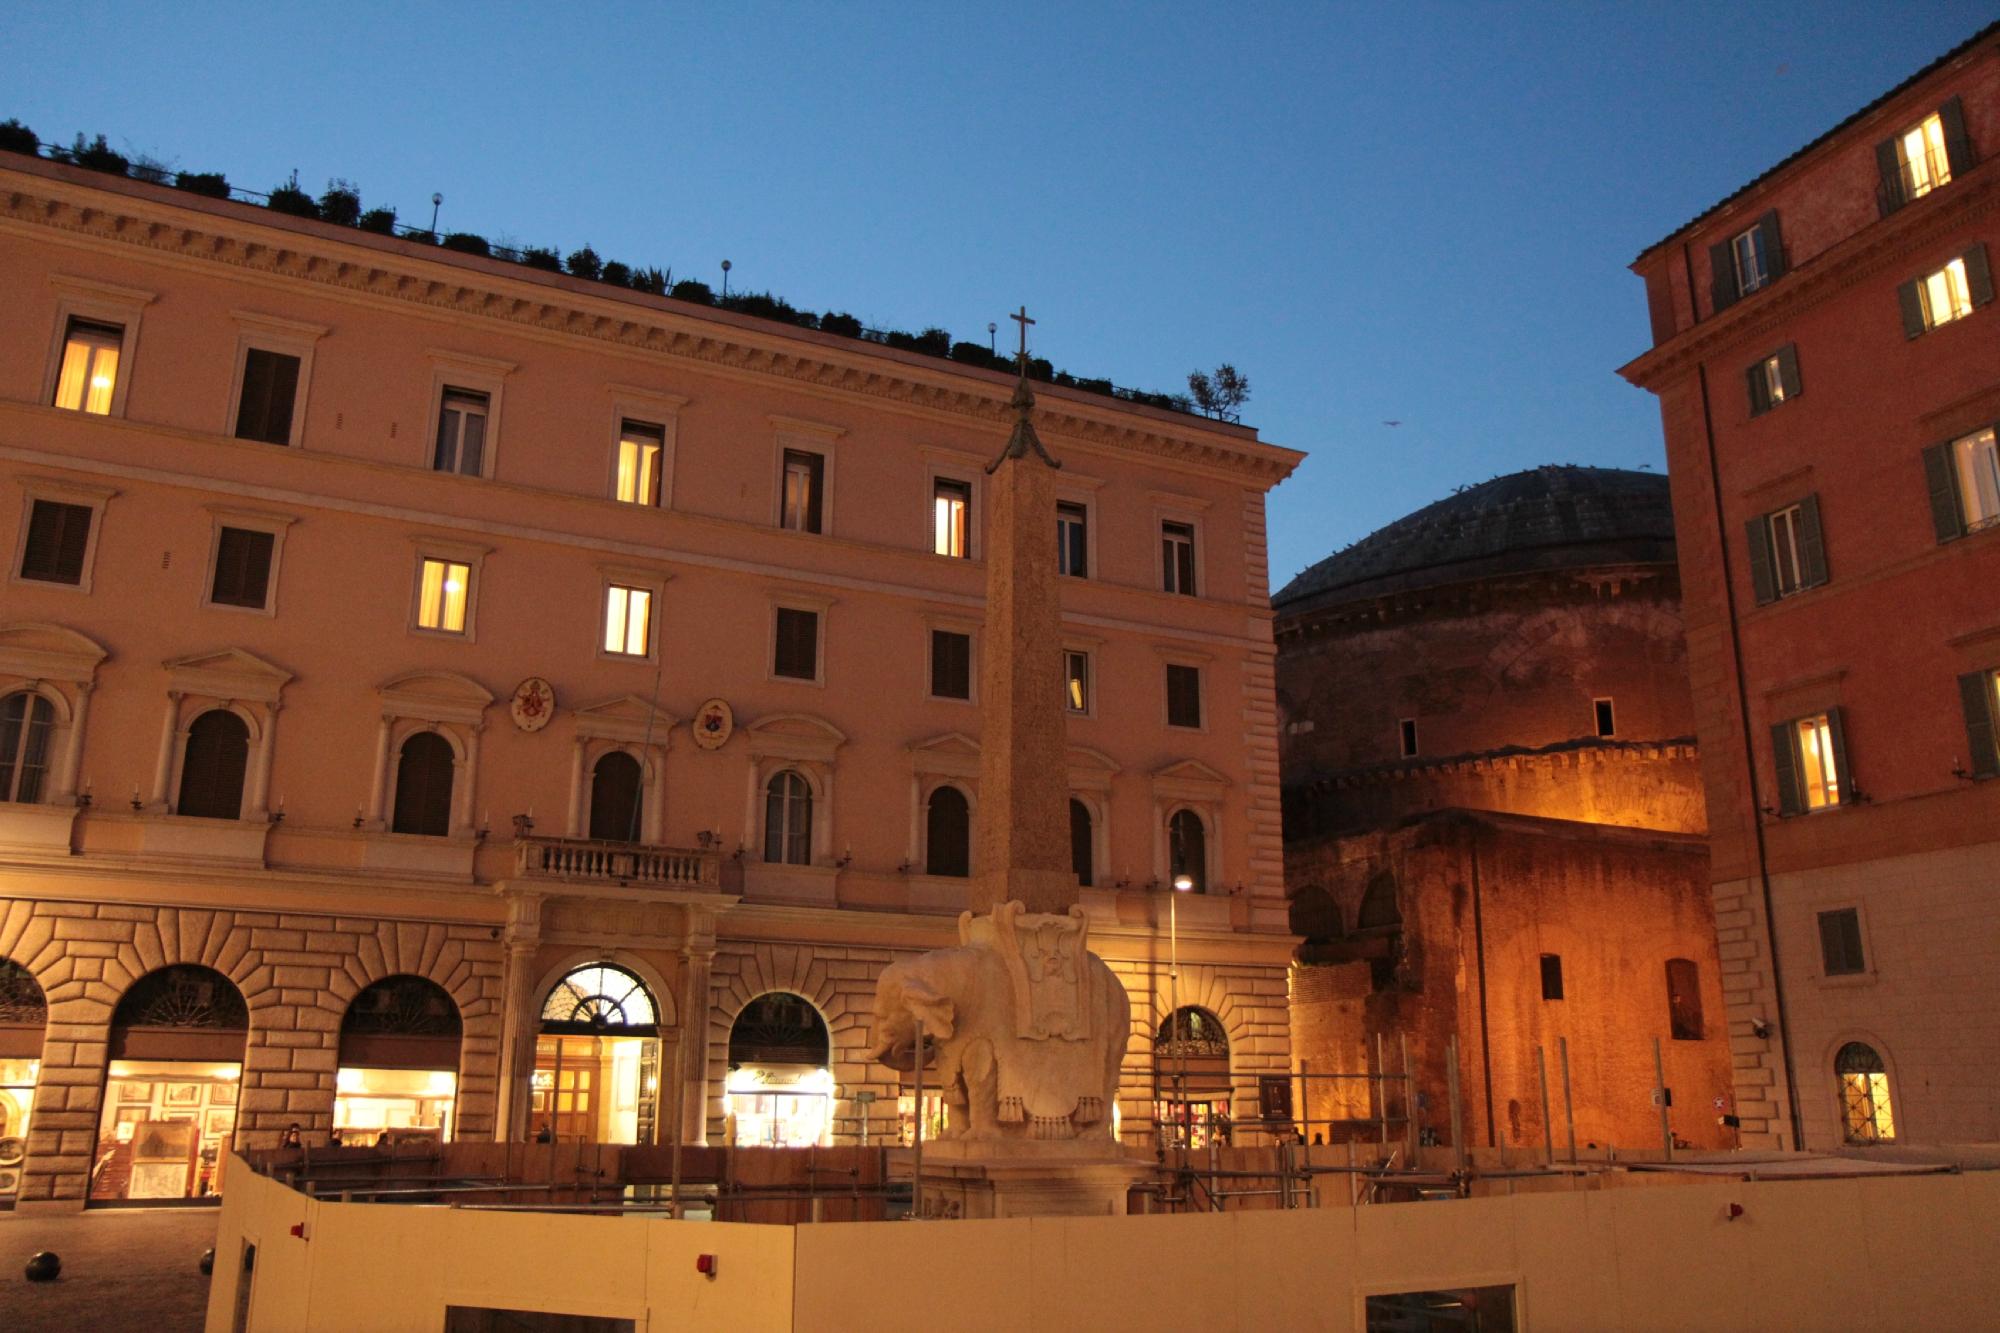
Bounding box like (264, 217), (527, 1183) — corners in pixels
(1274, 465), (1675, 610)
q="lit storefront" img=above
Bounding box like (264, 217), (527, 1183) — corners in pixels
(91, 966), (247, 1204)
(533, 963), (661, 1144)
(0, 959), (45, 1207)
(727, 992), (832, 1148)
(334, 976), (463, 1146)
(1155, 1006), (1233, 1149)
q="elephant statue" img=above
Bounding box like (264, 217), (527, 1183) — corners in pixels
(867, 903), (1130, 1143)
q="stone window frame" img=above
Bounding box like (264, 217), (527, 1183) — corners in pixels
(1054, 470), (1106, 581)
(922, 610), (979, 707)
(921, 446), (985, 561)
(406, 535), (493, 643)
(1064, 631), (1106, 720)
(1149, 489), (1213, 599)
(740, 713), (846, 870)
(10, 475), (117, 597)
(565, 696), (676, 844)
(596, 561), (672, 665)
(150, 649), (293, 821)
(906, 732), (980, 877)
(1067, 744), (1121, 890)
(0, 621), (108, 808)
(769, 414), (844, 535)
(768, 589), (834, 688)
(364, 670), (494, 838)
(198, 505), (298, 620)
(1809, 899), (1879, 989)
(604, 384), (689, 511)
(1828, 1032), (1903, 1146)
(222, 310), (327, 449)
(40, 274), (155, 419)
(419, 349), (515, 481)
(1150, 759), (1229, 893)
(1157, 644), (1215, 734)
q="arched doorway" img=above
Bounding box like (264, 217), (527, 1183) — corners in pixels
(0, 959), (46, 1207)
(535, 963), (661, 1145)
(1154, 1006), (1231, 1149)
(726, 992), (832, 1147)
(94, 965), (248, 1203)
(335, 977), (463, 1146)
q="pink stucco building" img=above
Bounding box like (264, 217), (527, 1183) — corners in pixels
(0, 149), (1302, 1208)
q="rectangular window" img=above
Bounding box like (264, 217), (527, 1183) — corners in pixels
(1901, 247), (1994, 337)
(1899, 112), (1952, 200)
(1795, 714), (1840, 809)
(1065, 650), (1091, 714)
(615, 421), (664, 507)
(1731, 225), (1770, 294)
(930, 630), (971, 701)
(782, 450), (825, 533)
(1057, 502), (1088, 578)
(933, 478), (971, 557)
(416, 558), (471, 633)
(209, 527), (275, 609)
(603, 585), (652, 657)
(433, 389), (489, 476)
(1665, 958), (1704, 1040)
(1818, 908), (1867, 977)
(1165, 663), (1202, 729)
(1399, 718), (1418, 758)
(1540, 954), (1564, 1001)
(1162, 521), (1197, 595)
(52, 319), (123, 415)
(19, 500), (93, 585)
(1747, 496), (1828, 604)
(1709, 211), (1784, 313)
(1952, 427), (2000, 534)
(1773, 711), (1847, 815)
(774, 607), (819, 680)
(1924, 257), (1973, 326)
(1768, 504), (1806, 595)
(234, 348), (302, 446)
(1746, 345), (1800, 417)
(1957, 668), (2000, 780)
(1594, 698), (1616, 738)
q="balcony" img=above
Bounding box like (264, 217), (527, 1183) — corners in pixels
(513, 835), (722, 890)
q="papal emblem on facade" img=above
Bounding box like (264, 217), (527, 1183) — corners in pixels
(692, 698), (734, 750)
(509, 677), (556, 732)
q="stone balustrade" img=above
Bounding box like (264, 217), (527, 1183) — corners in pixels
(513, 836), (721, 889)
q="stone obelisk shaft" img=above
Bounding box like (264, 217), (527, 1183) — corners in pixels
(973, 389), (1076, 916)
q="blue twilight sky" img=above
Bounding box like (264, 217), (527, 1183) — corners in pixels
(3, 3), (1992, 589)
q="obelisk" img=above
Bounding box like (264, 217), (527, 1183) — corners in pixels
(973, 309), (1077, 915)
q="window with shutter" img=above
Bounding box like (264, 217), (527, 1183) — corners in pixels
(1781, 711), (1846, 812)
(177, 709), (249, 819)
(1904, 251), (1988, 335)
(391, 731), (455, 836)
(1817, 908), (1867, 976)
(774, 608), (819, 680)
(930, 630), (971, 701)
(234, 348), (301, 446)
(1745, 346), (1799, 417)
(209, 527), (275, 609)
(1959, 669), (2000, 779)
(1165, 664), (1202, 729)
(19, 500), (93, 585)
(763, 770), (812, 864)
(1709, 239), (1741, 314)
(1770, 720), (1806, 816)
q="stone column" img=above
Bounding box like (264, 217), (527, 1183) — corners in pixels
(245, 700), (280, 820)
(454, 724), (482, 836)
(494, 937), (540, 1141)
(56, 679), (91, 802)
(566, 739), (585, 837)
(148, 690), (183, 809)
(680, 936), (715, 1145)
(365, 714), (392, 829)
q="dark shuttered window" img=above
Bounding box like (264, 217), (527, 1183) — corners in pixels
(209, 527), (275, 609)
(931, 630), (971, 700)
(1069, 799), (1093, 887)
(774, 608), (819, 681)
(391, 732), (455, 836)
(589, 750), (644, 842)
(1745, 495), (1828, 605)
(19, 500), (92, 584)
(1818, 908), (1867, 977)
(177, 710), (249, 820)
(925, 785), (970, 877)
(1166, 664), (1203, 729)
(1959, 670), (2000, 779)
(234, 349), (302, 445)
(1745, 344), (1801, 417)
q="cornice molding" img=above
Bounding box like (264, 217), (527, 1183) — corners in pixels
(0, 163), (1303, 486)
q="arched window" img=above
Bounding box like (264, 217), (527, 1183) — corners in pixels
(1356, 871), (1402, 931)
(100, 965), (249, 1202)
(536, 964), (662, 1147)
(0, 960), (45, 1169)
(729, 992), (831, 1068)
(1069, 799), (1093, 887)
(1154, 1006), (1231, 1148)
(337, 976), (463, 1142)
(1665, 958), (1704, 1041)
(391, 732), (455, 836)
(589, 751), (644, 843)
(1836, 1042), (1896, 1144)
(925, 785), (970, 877)
(540, 963), (659, 1035)
(177, 709), (249, 819)
(0, 691), (56, 804)
(1168, 809), (1206, 893)
(764, 770), (813, 865)
(727, 992), (833, 1148)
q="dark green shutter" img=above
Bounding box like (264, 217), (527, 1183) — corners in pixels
(1757, 211), (1786, 280)
(1960, 671), (2000, 778)
(1940, 96), (1974, 174)
(1898, 278), (1926, 338)
(1771, 722), (1804, 815)
(1797, 493), (1828, 588)
(1746, 362), (1770, 416)
(1923, 442), (1966, 541)
(1744, 516), (1777, 605)
(1709, 240), (1739, 313)
(1776, 344), (1801, 399)
(1964, 244), (1995, 307)
(1875, 136), (1905, 216)
(1825, 707), (1852, 804)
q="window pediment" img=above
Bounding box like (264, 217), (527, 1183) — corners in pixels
(163, 647), (292, 704)
(1068, 743), (1120, 793)
(574, 694), (677, 745)
(744, 712), (846, 763)
(910, 731), (980, 779)
(0, 621), (107, 683)
(1152, 758), (1230, 802)
(379, 669), (494, 726)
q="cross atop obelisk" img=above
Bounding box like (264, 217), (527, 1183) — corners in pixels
(971, 307), (1074, 914)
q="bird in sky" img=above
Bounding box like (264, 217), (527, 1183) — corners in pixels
(1382, 420), (1401, 427)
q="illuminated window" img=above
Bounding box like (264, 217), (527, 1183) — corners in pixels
(763, 770), (813, 864)
(0, 691), (56, 803)
(1746, 345), (1799, 416)
(1929, 426), (2000, 539)
(416, 558), (471, 634)
(615, 421), (664, 506)
(603, 584), (652, 657)
(1836, 1042), (1896, 1144)
(933, 478), (971, 558)
(930, 629), (971, 701)
(1925, 258), (1972, 325)
(1775, 710), (1848, 815)
(1796, 714), (1840, 809)
(433, 388), (488, 476)
(1162, 521), (1197, 595)
(1065, 650), (1091, 714)
(781, 449), (823, 533)
(1900, 247), (1993, 338)
(52, 319), (122, 415)
(1057, 501), (1088, 577)
(1880, 98), (1971, 214)
(1956, 667), (2000, 780)
(1731, 225), (1771, 294)
(1900, 113), (1952, 199)
(1749, 496), (1827, 604)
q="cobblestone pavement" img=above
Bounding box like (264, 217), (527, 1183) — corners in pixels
(0, 1207), (219, 1333)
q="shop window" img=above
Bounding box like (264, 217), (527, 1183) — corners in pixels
(727, 993), (832, 1148)
(1069, 798), (1093, 887)
(390, 731), (455, 837)
(763, 770), (813, 865)
(1154, 1007), (1230, 1149)
(0, 690), (57, 804)
(536, 963), (662, 1146)
(1540, 954), (1564, 1001)
(1168, 808), (1206, 893)
(588, 751), (643, 843)
(924, 785), (970, 877)
(1836, 1042), (1896, 1144)
(1665, 958), (1703, 1040)
(0, 959), (47, 1207)
(176, 709), (249, 820)
(336, 976), (461, 1146)
(53, 318), (123, 415)
(95, 965), (248, 1203)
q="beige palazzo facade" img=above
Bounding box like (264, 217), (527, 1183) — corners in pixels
(0, 152), (1302, 1208)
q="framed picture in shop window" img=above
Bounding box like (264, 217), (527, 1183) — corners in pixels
(209, 1082), (239, 1108)
(115, 1081), (151, 1104)
(163, 1083), (203, 1108)
(203, 1109), (235, 1137)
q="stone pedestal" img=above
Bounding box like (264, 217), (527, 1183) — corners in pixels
(912, 1140), (1154, 1219)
